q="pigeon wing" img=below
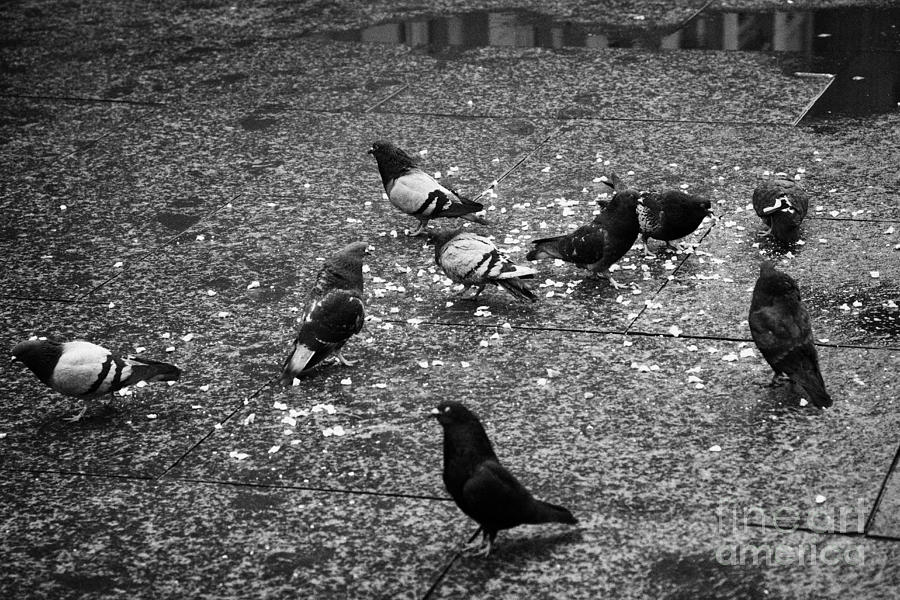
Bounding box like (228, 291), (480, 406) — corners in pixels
(461, 459), (536, 532)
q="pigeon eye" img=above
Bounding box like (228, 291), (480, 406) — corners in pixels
(443, 406), (451, 413)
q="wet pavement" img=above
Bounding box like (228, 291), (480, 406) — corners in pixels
(1, 1), (899, 598)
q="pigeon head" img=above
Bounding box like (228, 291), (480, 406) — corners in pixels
(12, 338), (63, 384)
(368, 140), (417, 184)
(425, 227), (463, 250)
(337, 241), (371, 261)
(756, 261), (800, 297)
(430, 400), (479, 427)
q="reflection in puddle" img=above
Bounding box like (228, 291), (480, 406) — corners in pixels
(325, 8), (899, 116)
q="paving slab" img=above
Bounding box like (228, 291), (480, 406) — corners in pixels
(164, 323), (899, 533)
(498, 113), (900, 221)
(433, 511), (900, 599)
(633, 215), (900, 347)
(869, 460), (900, 539)
(379, 46), (829, 123)
(0, 298), (279, 476)
(0, 471), (465, 599)
(0, 98), (151, 177)
(0, 103), (295, 300)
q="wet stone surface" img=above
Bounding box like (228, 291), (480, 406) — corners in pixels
(0, 299), (277, 476)
(1, 0), (898, 597)
(167, 324), (899, 533)
(434, 511), (900, 599)
(0, 472), (464, 599)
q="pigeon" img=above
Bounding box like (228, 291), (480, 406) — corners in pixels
(368, 140), (489, 236)
(11, 339), (181, 421)
(526, 173), (640, 288)
(427, 228), (537, 302)
(431, 400), (578, 556)
(634, 190), (713, 257)
(748, 261), (832, 408)
(752, 178), (809, 244)
(280, 241), (369, 384)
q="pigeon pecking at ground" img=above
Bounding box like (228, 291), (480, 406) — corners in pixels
(280, 241), (369, 384)
(526, 173), (640, 289)
(427, 228), (537, 302)
(368, 140), (490, 236)
(748, 261), (832, 408)
(633, 189), (713, 257)
(11, 338), (181, 421)
(431, 400), (578, 557)
(752, 177), (809, 244)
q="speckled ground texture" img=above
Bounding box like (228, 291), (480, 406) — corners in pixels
(1, 0), (898, 598)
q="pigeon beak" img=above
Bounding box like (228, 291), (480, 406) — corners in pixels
(429, 407), (440, 418)
(365, 244), (375, 254)
(367, 148), (374, 154)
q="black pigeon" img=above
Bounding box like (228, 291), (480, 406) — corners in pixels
(752, 178), (809, 244)
(427, 228), (537, 302)
(526, 173), (639, 289)
(12, 339), (181, 421)
(368, 140), (489, 236)
(748, 261), (832, 408)
(281, 241), (368, 384)
(635, 190), (713, 257)
(431, 400), (578, 556)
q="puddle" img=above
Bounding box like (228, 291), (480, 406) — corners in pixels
(322, 7), (899, 116)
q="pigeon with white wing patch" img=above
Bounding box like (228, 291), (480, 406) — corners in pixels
(428, 228), (537, 302)
(281, 241), (369, 383)
(752, 178), (809, 244)
(368, 141), (489, 236)
(12, 339), (181, 421)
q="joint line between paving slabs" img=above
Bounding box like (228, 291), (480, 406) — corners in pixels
(0, 93), (168, 107)
(743, 519), (867, 539)
(863, 440), (900, 535)
(421, 528), (482, 600)
(624, 222), (716, 335)
(168, 475), (452, 503)
(364, 82), (410, 112)
(156, 376), (277, 481)
(77, 193), (242, 299)
(471, 122), (573, 204)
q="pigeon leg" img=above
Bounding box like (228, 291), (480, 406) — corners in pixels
(601, 271), (626, 289)
(757, 226), (772, 237)
(642, 239), (656, 258)
(335, 351), (357, 367)
(767, 372), (789, 387)
(407, 220), (429, 237)
(452, 284), (473, 298)
(469, 285), (486, 299)
(63, 403), (88, 423)
(461, 531), (493, 557)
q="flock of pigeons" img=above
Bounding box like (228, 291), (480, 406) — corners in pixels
(10, 140), (829, 555)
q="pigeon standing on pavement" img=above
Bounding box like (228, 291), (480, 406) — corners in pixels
(431, 400), (578, 556)
(11, 339), (181, 421)
(368, 140), (489, 236)
(752, 178), (809, 244)
(748, 261), (832, 408)
(427, 228), (537, 302)
(526, 173), (640, 289)
(634, 190), (713, 256)
(280, 241), (369, 384)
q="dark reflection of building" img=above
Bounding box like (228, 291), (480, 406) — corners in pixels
(341, 8), (899, 115)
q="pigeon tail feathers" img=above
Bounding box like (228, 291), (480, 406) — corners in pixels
(126, 357), (181, 383)
(531, 500), (579, 525)
(497, 279), (537, 303)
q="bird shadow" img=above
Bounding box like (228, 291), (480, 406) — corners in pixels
(36, 404), (119, 435)
(459, 527), (584, 563)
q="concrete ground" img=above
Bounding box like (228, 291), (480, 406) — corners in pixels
(1, 1), (898, 598)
